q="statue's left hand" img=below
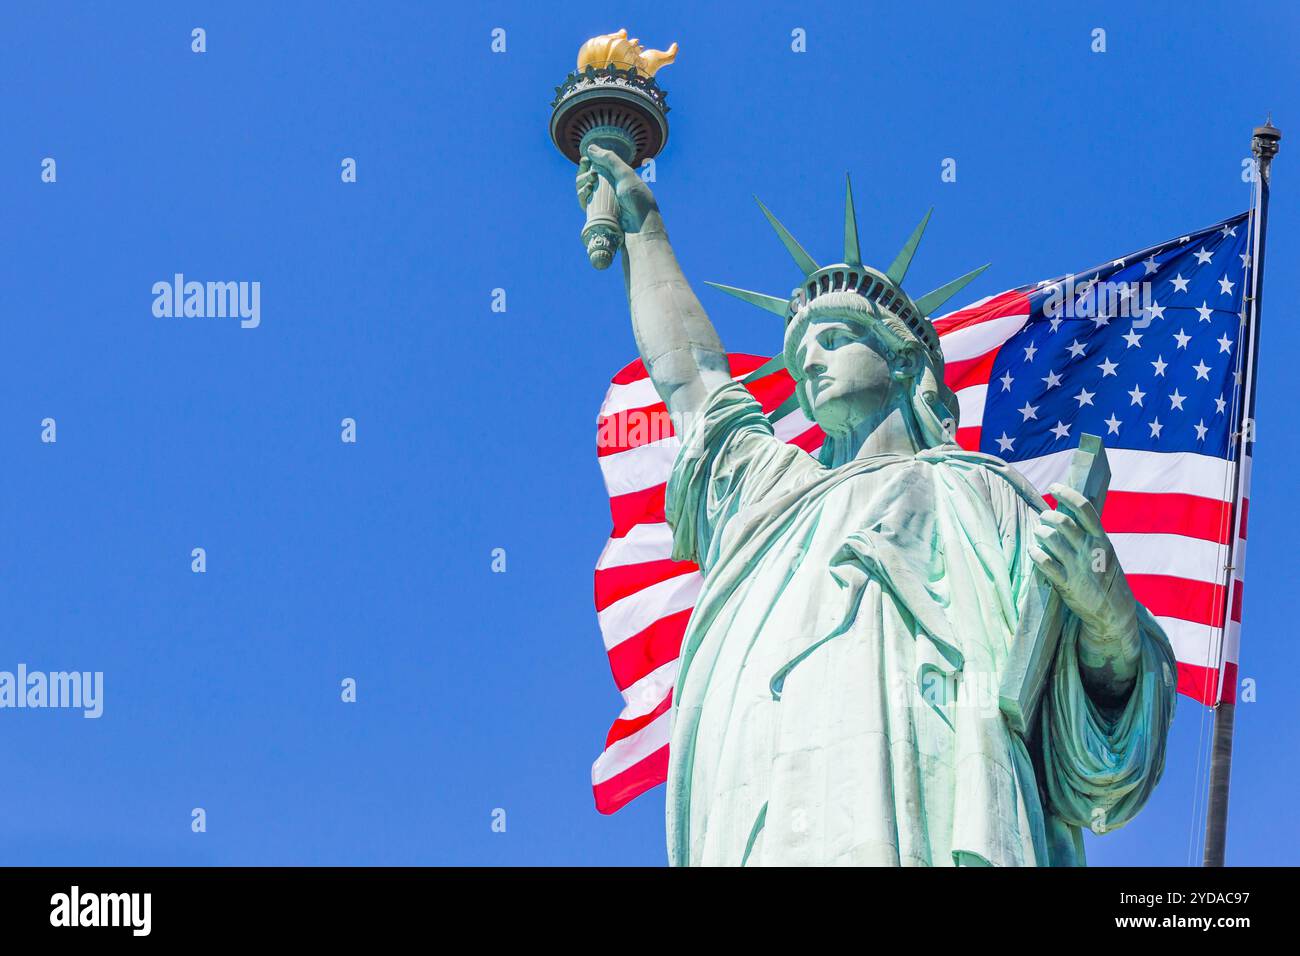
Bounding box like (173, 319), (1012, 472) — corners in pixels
(1030, 484), (1138, 639)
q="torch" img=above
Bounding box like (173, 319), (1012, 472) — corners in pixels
(549, 29), (678, 269)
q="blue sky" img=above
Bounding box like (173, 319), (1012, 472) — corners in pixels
(1, 1), (1296, 866)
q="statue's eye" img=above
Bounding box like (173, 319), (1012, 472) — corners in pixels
(819, 329), (854, 350)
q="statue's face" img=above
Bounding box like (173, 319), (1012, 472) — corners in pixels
(793, 313), (908, 435)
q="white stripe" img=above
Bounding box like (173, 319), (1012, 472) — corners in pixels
(613, 660), (678, 721)
(596, 522), (673, 570)
(599, 436), (682, 497)
(1155, 616), (1223, 670)
(1110, 532), (1228, 582)
(1015, 448), (1234, 502)
(956, 384), (987, 426)
(773, 406), (815, 442)
(600, 377), (662, 417)
(591, 708), (672, 785)
(597, 572), (701, 649)
(939, 309), (1030, 361)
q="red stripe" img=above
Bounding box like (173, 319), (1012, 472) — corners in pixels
(747, 368), (797, 413)
(1176, 661), (1221, 706)
(1219, 660), (1239, 705)
(594, 558), (697, 613)
(1230, 580), (1243, 623)
(593, 744), (669, 815)
(611, 358), (648, 385)
(932, 289), (1031, 335)
(1101, 491), (1234, 544)
(789, 424), (825, 453)
(611, 354), (770, 386)
(604, 691), (673, 748)
(1128, 574), (1226, 628)
(609, 483), (666, 537)
(955, 426), (982, 452)
(596, 404), (674, 457)
(944, 350), (998, 391)
(1238, 498), (1249, 540)
(607, 608), (692, 691)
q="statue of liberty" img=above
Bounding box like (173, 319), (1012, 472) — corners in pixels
(577, 146), (1177, 867)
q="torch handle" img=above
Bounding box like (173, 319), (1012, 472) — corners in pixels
(581, 174), (624, 270)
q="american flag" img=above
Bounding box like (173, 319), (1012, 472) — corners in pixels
(591, 212), (1254, 814)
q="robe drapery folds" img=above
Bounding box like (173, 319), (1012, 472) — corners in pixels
(663, 381), (1176, 866)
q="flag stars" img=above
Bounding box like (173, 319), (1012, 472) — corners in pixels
(1222, 224), (1237, 238)
(1128, 384), (1146, 406)
(1215, 394), (1227, 415)
(1042, 369), (1063, 389)
(1173, 328), (1191, 349)
(1048, 316), (1064, 332)
(1050, 421), (1071, 440)
(1196, 301), (1214, 322)
(1023, 343), (1038, 362)
(1218, 275), (1235, 296)
(999, 370), (1014, 392)
(1169, 389), (1187, 411)
(1240, 252), (1251, 269)
(1066, 339), (1086, 358)
(1194, 419), (1209, 441)
(1194, 247), (1213, 265)
(1097, 357), (1119, 377)
(1151, 355), (1168, 377)
(1074, 387), (1096, 407)
(1145, 301), (1166, 321)
(1123, 329), (1144, 348)
(1104, 413), (1122, 435)
(1192, 358), (1211, 380)
(1142, 256), (1159, 275)
(1170, 274), (1190, 292)
(1217, 333), (1233, 354)
(996, 432), (1015, 453)
(1018, 401), (1039, 421)
(1149, 418), (1164, 439)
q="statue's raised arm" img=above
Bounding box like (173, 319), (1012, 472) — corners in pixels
(577, 145), (732, 426)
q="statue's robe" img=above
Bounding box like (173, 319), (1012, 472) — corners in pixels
(664, 382), (1177, 866)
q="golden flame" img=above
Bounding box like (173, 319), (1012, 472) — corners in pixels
(576, 28), (677, 78)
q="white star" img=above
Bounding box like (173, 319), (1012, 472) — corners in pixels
(1240, 252), (1251, 269)
(1149, 418), (1164, 439)
(1192, 358), (1211, 380)
(1194, 419), (1209, 441)
(1074, 387), (1096, 407)
(1217, 333), (1233, 354)
(1091, 314), (1112, 329)
(999, 370), (1014, 392)
(1097, 357), (1119, 377)
(1145, 301), (1166, 321)
(1169, 389), (1186, 411)
(1194, 247), (1213, 265)
(1019, 401), (1039, 421)
(1023, 343), (1038, 362)
(996, 432), (1015, 452)
(1104, 413), (1122, 435)
(1143, 256), (1159, 275)
(1042, 369), (1063, 389)
(1173, 328), (1191, 349)
(1050, 420), (1071, 440)
(1171, 274), (1190, 292)
(1219, 275), (1235, 296)
(1048, 316), (1064, 332)
(1129, 385), (1146, 406)
(1151, 355), (1168, 376)
(1215, 394), (1227, 414)
(1123, 329), (1143, 348)
(1112, 258), (1126, 267)
(1222, 225), (1237, 238)
(1066, 339), (1086, 358)
(1196, 301), (1214, 322)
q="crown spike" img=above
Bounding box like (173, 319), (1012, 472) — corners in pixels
(914, 263), (991, 317)
(843, 174), (861, 268)
(886, 208), (933, 286)
(754, 197), (819, 276)
(703, 281), (791, 316)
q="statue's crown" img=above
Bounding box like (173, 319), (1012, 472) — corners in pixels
(705, 176), (989, 359)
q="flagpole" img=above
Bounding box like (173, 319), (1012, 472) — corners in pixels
(1201, 118), (1281, 867)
